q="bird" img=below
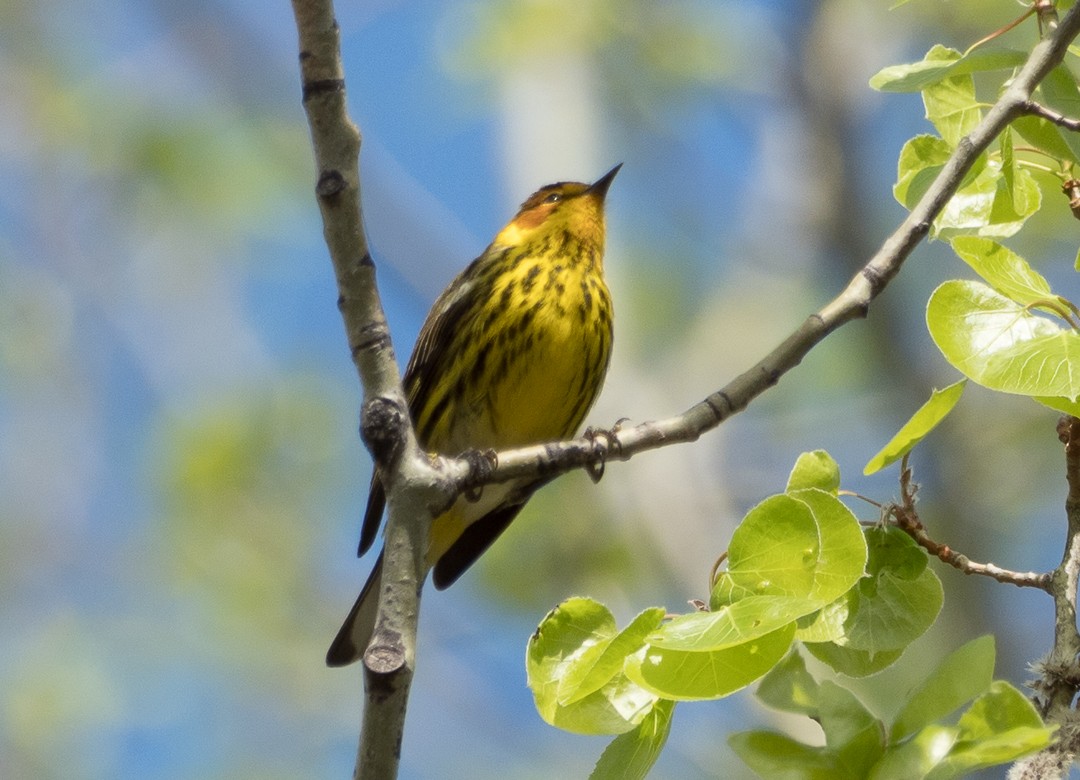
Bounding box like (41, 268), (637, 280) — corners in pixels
(327, 164), (620, 666)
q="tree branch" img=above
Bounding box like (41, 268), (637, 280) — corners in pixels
(290, 2), (452, 778)
(1037, 418), (1080, 716)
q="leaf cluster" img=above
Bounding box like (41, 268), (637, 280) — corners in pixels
(527, 453), (1050, 777)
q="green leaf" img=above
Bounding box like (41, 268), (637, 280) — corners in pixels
(650, 595), (814, 652)
(934, 682), (1055, 777)
(805, 528), (942, 676)
(729, 731), (839, 779)
(559, 607), (667, 705)
(792, 489), (869, 605)
(818, 681), (886, 777)
(842, 527), (943, 653)
(1036, 395), (1080, 416)
(949, 237), (1054, 306)
(795, 599), (849, 644)
(1001, 125), (1016, 200)
(891, 636), (996, 741)
(870, 724), (959, 780)
(787, 450), (841, 494)
(870, 48), (1028, 93)
(934, 156), (1041, 239)
(919, 46), (981, 146)
(996, 127), (1040, 219)
(894, 134), (955, 209)
(956, 680), (1047, 738)
(1011, 114), (1080, 166)
(527, 598), (659, 735)
(711, 494), (820, 605)
(756, 649), (821, 717)
(625, 623), (795, 701)
(817, 680), (879, 749)
(864, 381), (966, 475)
(711, 490), (866, 610)
(893, 137), (1038, 237)
(590, 699), (674, 780)
(803, 642), (905, 678)
(927, 280), (1080, 400)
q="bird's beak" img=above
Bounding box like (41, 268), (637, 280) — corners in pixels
(587, 163), (622, 201)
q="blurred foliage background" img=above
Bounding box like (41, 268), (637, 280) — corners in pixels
(2, 0), (1078, 777)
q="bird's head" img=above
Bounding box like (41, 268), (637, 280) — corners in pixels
(492, 164), (621, 253)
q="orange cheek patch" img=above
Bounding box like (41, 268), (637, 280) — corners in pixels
(514, 203), (556, 230)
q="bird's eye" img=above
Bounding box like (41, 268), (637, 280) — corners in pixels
(543, 192), (562, 204)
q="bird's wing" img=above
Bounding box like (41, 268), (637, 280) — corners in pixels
(357, 251), (492, 556)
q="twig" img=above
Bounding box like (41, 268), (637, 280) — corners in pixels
(888, 458), (1053, 590)
(1022, 100), (1080, 132)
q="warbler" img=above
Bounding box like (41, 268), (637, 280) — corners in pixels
(327, 164), (620, 667)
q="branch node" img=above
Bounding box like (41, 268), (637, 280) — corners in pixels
(460, 448), (498, 501)
(350, 319), (392, 358)
(364, 639), (408, 678)
(360, 396), (408, 469)
(316, 168), (348, 199)
(302, 77), (346, 102)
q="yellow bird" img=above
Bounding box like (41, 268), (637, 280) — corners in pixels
(327, 165), (620, 666)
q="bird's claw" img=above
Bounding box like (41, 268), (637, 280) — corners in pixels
(583, 424), (624, 484)
(461, 448), (498, 502)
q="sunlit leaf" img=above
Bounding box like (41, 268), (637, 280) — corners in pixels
(870, 724), (958, 780)
(937, 682), (1055, 775)
(894, 134), (955, 208)
(1036, 395), (1080, 416)
(864, 381), (966, 475)
(590, 699), (674, 780)
(709, 490), (866, 612)
(919, 47), (981, 146)
(949, 237), (1054, 306)
(559, 607), (667, 705)
(787, 450), (841, 494)
(1012, 114), (1080, 166)
(527, 598), (659, 735)
(927, 280), (1080, 400)
(650, 596), (813, 652)
(625, 623), (795, 701)
(870, 48), (1027, 93)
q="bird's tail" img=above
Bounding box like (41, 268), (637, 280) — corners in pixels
(326, 551), (383, 667)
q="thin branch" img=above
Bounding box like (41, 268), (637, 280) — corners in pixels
(887, 459), (1052, 590)
(1022, 100), (1080, 132)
